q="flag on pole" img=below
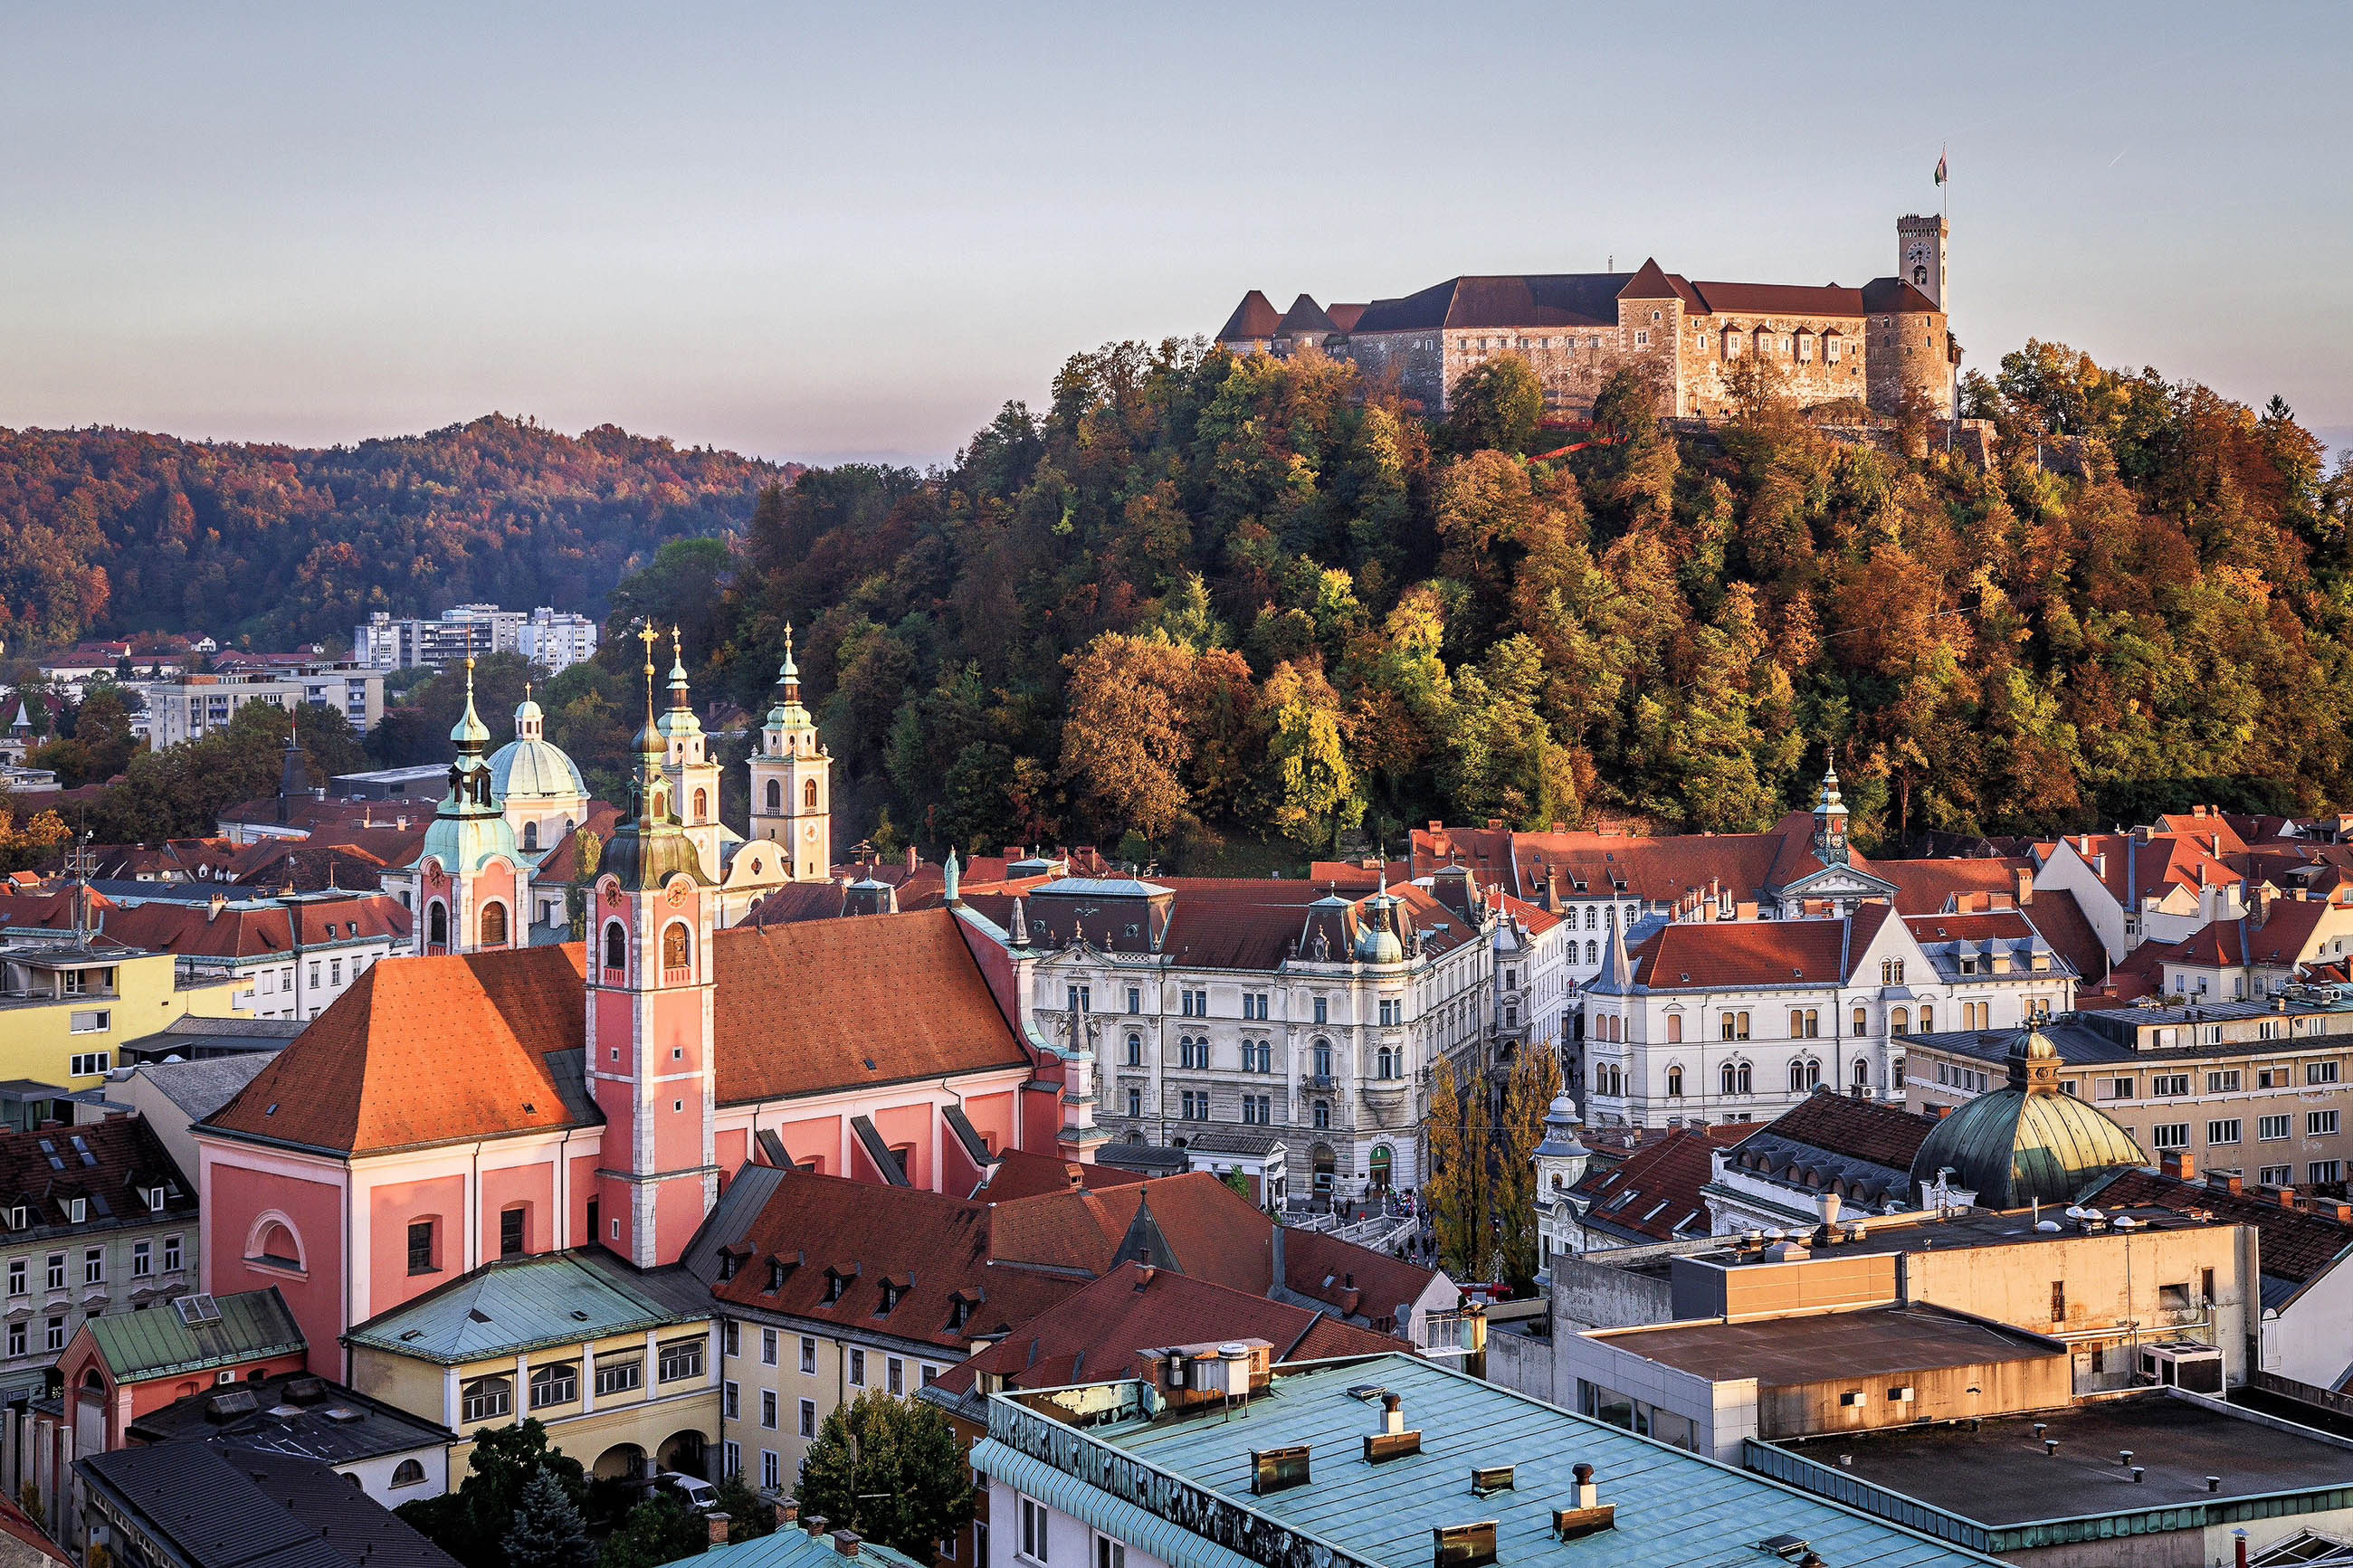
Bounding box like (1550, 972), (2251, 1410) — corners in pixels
(1935, 151), (1948, 186)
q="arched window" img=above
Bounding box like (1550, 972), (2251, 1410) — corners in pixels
(766, 779), (782, 813)
(248, 1217), (302, 1271)
(691, 788), (708, 822)
(1584, 908), (1596, 930)
(1585, 940), (1597, 964)
(804, 780), (819, 810)
(662, 921), (692, 974)
(1313, 1040), (1332, 1079)
(1126, 1033), (1141, 1067)
(1853, 1058), (1872, 1089)
(1667, 1066), (1683, 1098)
(1789, 1059), (1806, 1092)
(461, 1376), (512, 1422)
(1891, 1007), (1910, 1036)
(1722, 1061), (1739, 1096)
(1377, 1047), (1395, 1079)
(522, 821), (538, 851)
(529, 1363), (579, 1410)
(653, 787), (669, 820)
(479, 902), (508, 948)
(604, 920), (627, 974)
(391, 1459), (426, 1487)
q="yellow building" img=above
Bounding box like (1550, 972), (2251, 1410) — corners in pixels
(346, 1250), (720, 1485)
(0, 925), (246, 1096)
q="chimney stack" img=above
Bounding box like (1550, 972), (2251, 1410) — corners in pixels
(834, 1533), (862, 1558)
(2161, 1150), (2196, 1182)
(708, 1516), (733, 1548)
(1382, 1392), (1405, 1436)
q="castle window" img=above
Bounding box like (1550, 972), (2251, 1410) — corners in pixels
(479, 902), (508, 948)
(662, 921), (692, 974)
(604, 920), (627, 974)
(1634, 330), (1649, 347)
(767, 779), (781, 813)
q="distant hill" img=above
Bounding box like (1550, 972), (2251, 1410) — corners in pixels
(0, 413), (797, 650)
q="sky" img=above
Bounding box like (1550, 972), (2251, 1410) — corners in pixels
(2, 2), (2348, 467)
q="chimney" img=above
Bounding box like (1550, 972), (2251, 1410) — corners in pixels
(1551, 1464), (1614, 1540)
(2328, 1201), (2353, 1225)
(772, 1502), (799, 1531)
(834, 1533), (862, 1558)
(906, 845), (919, 872)
(2016, 867), (2033, 906)
(803, 1517), (831, 1539)
(2160, 1150), (2196, 1182)
(1381, 1392), (1405, 1436)
(2206, 1171), (2244, 1197)
(707, 1516), (733, 1548)
(1364, 1392), (1422, 1461)
(1816, 1192), (1842, 1226)
(2278, 1186), (2301, 1209)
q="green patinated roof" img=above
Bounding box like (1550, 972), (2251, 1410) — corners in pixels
(90, 1288), (305, 1383)
(1911, 1082), (2148, 1211)
(696, 1529), (922, 1568)
(344, 1251), (707, 1366)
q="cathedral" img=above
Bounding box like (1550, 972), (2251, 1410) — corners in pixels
(385, 630), (834, 947)
(1218, 214), (1959, 423)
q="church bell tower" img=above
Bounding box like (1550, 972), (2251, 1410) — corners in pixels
(747, 626), (832, 880)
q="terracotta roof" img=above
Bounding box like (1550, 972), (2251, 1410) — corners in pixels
(90, 895), (409, 960)
(1625, 905), (1891, 991)
(2018, 888), (2107, 984)
(929, 1261), (1401, 1395)
(1350, 274), (1632, 335)
(1216, 290), (1281, 342)
(974, 1148), (1150, 1202)
(1571, 1129), (1720, 1242)
(202, 946), (590, 1155)
(1733, 1088), (1937, 1174)
(1858, 277), (1941, 314)
(1871, 857), (2032, 916)
(2166, 901), (2334, 968)
(1279, 1227), (1441, 1331)
(1325, 303), (1366, 332)
(711, 910), (1029, 1105)
(2087, 1168), (2353, 1291)
(0, 1115), (196, 1238)
(1687, 280), (1872, 318)
(525, 802), (624, 886)
(0, 1494), (67, 1567)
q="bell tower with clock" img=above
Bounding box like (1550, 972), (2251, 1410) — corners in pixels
(1898, 214), (1948, 312)
(747, 625), (833, 880)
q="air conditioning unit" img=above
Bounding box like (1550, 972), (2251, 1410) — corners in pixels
(2138, 1341), (2224, 1394)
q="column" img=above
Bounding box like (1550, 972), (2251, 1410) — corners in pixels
(581, 1341), (597, 1415)
(514, 1353), (529, 1427)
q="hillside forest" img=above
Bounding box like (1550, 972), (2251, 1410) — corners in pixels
(6, 341), (2352, 865)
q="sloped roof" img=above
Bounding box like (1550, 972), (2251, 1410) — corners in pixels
(345, 1250), (700, 1364)
(0, 1115), (195, 1243)
(1351, 274), (1633, 335)
(1216, 290), (1282, 341)
(1733, 1088), (1937, 1174)
(90, 895), (409, 960)
(711, 910), (1029, 1105)
(1571, 1129), (1723, 1242)
(1279, 1227), (1442, 1329)
(1276, 294), (1337, 335)
(1625, 905), (1891, 991)
(88, 1287), (304, 1383)
(1325, 303), (1366, 332)
(80, 1447), (459, 1568)
(1870, 856), (2032, 916)
(2167, 901), (2334, 967)
(201, 946), (591, 1155)
(976, 1148), (1150, 1202)
(931, 1261), (1400, 1395)
(2087, 1168), (2353, 1293)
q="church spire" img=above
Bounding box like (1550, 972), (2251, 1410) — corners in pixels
(1813, 759), (1850, 866)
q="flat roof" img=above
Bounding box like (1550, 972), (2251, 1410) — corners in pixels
(1700, 1205), (2225, 1268)
(996, 1352), (1998, 1567)
(1594, 1307), (2062, 1384)
(1773, 1395), (2353, 1524)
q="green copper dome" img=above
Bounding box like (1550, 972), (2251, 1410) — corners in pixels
(1910, 1030), (2148, 1210)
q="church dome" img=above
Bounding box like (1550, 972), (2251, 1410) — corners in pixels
(488, 692), (587, 803)
(1910, 1030), (2147, 1210)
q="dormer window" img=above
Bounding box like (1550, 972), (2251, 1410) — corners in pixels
(718, 1252), (737, 1282)
(147, 1186), (166, 1213)
(824, 1268), (853, 1305)
(66, 1199), (85, 1224)
(767, 1259), (786, 1292)
(5, 1208), (24, 1231)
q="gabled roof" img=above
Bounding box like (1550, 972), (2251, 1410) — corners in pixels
(930, 1260), (1399, 1396)
(1349, 273), (1632, 335)
(87, 1287), (304, 1383)
(1216, 290), (1282, 342)
(1623, 905), (1891, 991)
(1570, 1129), (1722, 1243)
(2166, 900), (2335, 968)
(0, 1115), (195, 1240)
(78, 1447), (460, 1568)
(1731, 1088), (1938, 1174)
(345, 1250), (700, 1364)
(1276, 294), (1337, 335)
(1278, 1227), (1442, 1331)
(2085, 1168), (2353, 1296)
(976, 1148), (1150, 1202)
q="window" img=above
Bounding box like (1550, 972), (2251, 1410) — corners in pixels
(2261, 1164), (2294, 1186)
(6, 1259), (22, 1297)
(849, 1347), (866, 1386)
(2050, 1281), (2066, 1324)
(888, 1356), (905, 1396)
(722, 1320), (739, 1357)
(4, 1323), (18, 1357)
(657, 1337), (703, 1382)
(479, 903), (508, 948)
(1720, 1011), (1749, 1041)
(762, 1327), (778, 1365)
(1126, 1088), (1142, 1117)
(43, 1317), (62, 1353)
(762, 1389), (778, 1429)
(1313, 1040), (1332, 1079)
(798, 1399), (816, 1438)
(1313, 1101), (1330, 1129)
(2151, 1124), (2190, 1151)
(164, 1235), (181, 1271)
(599, 1357), (643, 1396)
(2209, 1119), (2243, 1145)
(2314, 1161), (2344, 1185)
(2261, 1067), (2291, 1089)
(462, 1376), (512, 1422)
(407, 1220), (434, 1275)
(604, 921), (627, 973)
(2207, 1070), (2243, 1093)
(70, 1048), (112, 1076)
(767, 779), (782, 813)
(2262, 1115), (2293, 1141)
(804, 779), (819, 810)
(662, 922), (692, 974)
(44, 1253), (63, 1291)
(766, 1446), (785, 1487)
(83, 1248), (101, 1285)
(801, 1335), (817, 1373)
(724, 1380), (741, 1418)
(2314, 1061), (2343, 1085)
(1889, 1008), (1910, 1036)
(529, 1364), (578, 1409)
(2152, 1074), (2190, 1097)
(1313, 997), (1328, 1025)
(500, 1207), (526, 1259)
(1881, 958), (1904, 985)
(1020, 1497), (1051, 1564)
(1095, 1537), (1125, 1568)
(2311, 1111), (2340, 1137)
(2108, 1078), (2137, 1101)
(1666, 1066), (1683, 1098)
(1125, 1033), (1141, 1066)
(1378, 999), (1401, 1026)
(1852, 1006), (1867, 1037)
(428, 902), (448, 949)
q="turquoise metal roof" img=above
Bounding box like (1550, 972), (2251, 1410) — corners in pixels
(345, 1252), (705, 1365)
(695, 1528), (923, 1568)
(985, 1354), (2001, 1568)
(90, 1288), (305, 1382)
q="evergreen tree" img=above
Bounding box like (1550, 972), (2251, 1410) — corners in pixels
(797, 1390), (976, 1561)
(504, 1468), (594, 1568)
(598, 1496), (707, 1568)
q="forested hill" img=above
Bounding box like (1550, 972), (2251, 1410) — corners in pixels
(0, 414), (796, 649)
(649, 340), (2350, 860)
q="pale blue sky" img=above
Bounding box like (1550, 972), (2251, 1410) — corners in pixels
(2, 2), (2348, 465)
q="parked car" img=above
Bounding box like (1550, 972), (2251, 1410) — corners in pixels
(655, 1472), (719, 1512)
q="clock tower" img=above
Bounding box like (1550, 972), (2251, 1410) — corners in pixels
(1897, 213), (1948, 312)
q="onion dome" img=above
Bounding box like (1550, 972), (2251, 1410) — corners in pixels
(1353, 870), (1407, 965)
(1910, 1030), (2147, 1210)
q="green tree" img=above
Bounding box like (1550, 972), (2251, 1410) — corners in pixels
(1494, 1047), (1564, 1293)
(598, 1496), (707, 1568)
(396, 1419), (587, 1568)
(503, 1468), (594, 1568)
(796, 1389), (976, 1561)
(1446, 356), (1544, 455)
(709, 1470), (777, 1544)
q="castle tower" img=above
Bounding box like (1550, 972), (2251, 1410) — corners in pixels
(656, 630), (726, 879)
(747, 626), (832, 879)
(588, 626), (719, 1269)
(409, 658), (524, 955)
(1898, 214), (1948, 312)
(1812, 762), (1850, 867)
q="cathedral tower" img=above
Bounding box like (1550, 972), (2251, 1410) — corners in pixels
(747, 626), (831, 879)
(409, 659), (524, 955)
(588, 626), (719, 1269)
(656, 629), (726, 880)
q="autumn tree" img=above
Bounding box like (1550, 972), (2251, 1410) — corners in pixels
(1494, 1047), (1565, 1292)
(1447, 356), (1544, 455)
(1424, 1057), (1492, 1281)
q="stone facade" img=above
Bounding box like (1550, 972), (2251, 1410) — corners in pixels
(1222, 215), (1959, 423)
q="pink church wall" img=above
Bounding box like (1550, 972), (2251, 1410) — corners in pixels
(481, 1162), (555, 1255)
(963, 1091), (1017, 1156)
(716, 1127), (748, 1180)
(772, 1114), (843, 1174)
(1021, 1084), (1064, 1152)
(205, 1159), (345, 1380)
(368, 1174), (466, 1316)
(871, 1103), (933, 1190)
(571, 1154), (601, 1241)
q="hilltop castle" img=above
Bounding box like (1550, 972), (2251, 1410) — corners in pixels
(1219, 214), (1958, 423)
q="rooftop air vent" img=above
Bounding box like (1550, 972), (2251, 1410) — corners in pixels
(1554, 1465), (1613, 1540)
(1251, 1446), (1310, 1496)
(1431, 1522), (1497, 1568)
(1469, 1465), (1513, 1497)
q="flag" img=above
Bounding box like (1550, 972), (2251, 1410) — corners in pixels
(1935, 152), (1948, 186)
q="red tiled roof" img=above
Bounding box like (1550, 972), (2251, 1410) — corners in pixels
(0, 1116), (197, 1231)
(1626, 905), (1891, 991)
(1571, 1129), (1720, 1241)
(1872, 857), (2032, 916)
(2166, 901), (2334, 968)
(2090, 1168), (2353, 1288)
(1217, 291), (1281, 341)
(976, 1148), (1150, 1202)
(203, 946), (589, 1155)
(0, 1494), (67, 1566)
(2018, 888), (2107, 984)
(1280, 1226), (1442, 1330)
(1686, 280), (1872, 318)
(98, 895), (410, 959)
(1734, 1088), (1936, 1173)
(712, 911), (1029, 1105)
(930, 1261), (1402, 1395)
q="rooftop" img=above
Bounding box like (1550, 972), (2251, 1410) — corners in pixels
(1703, 1203), (2226, 1266)
(1763, 1394), (2353, 1538)
(88, 1288), (305, 1383)
(696, 1527), (924, 1568)
(1590, 1305), (2063, 1384)
(79, 1446), (460, 1568)
(345, 1250), (708, 1364)
(126, 1371), (451, 1465)
(985, 1352), (1996, 1568)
